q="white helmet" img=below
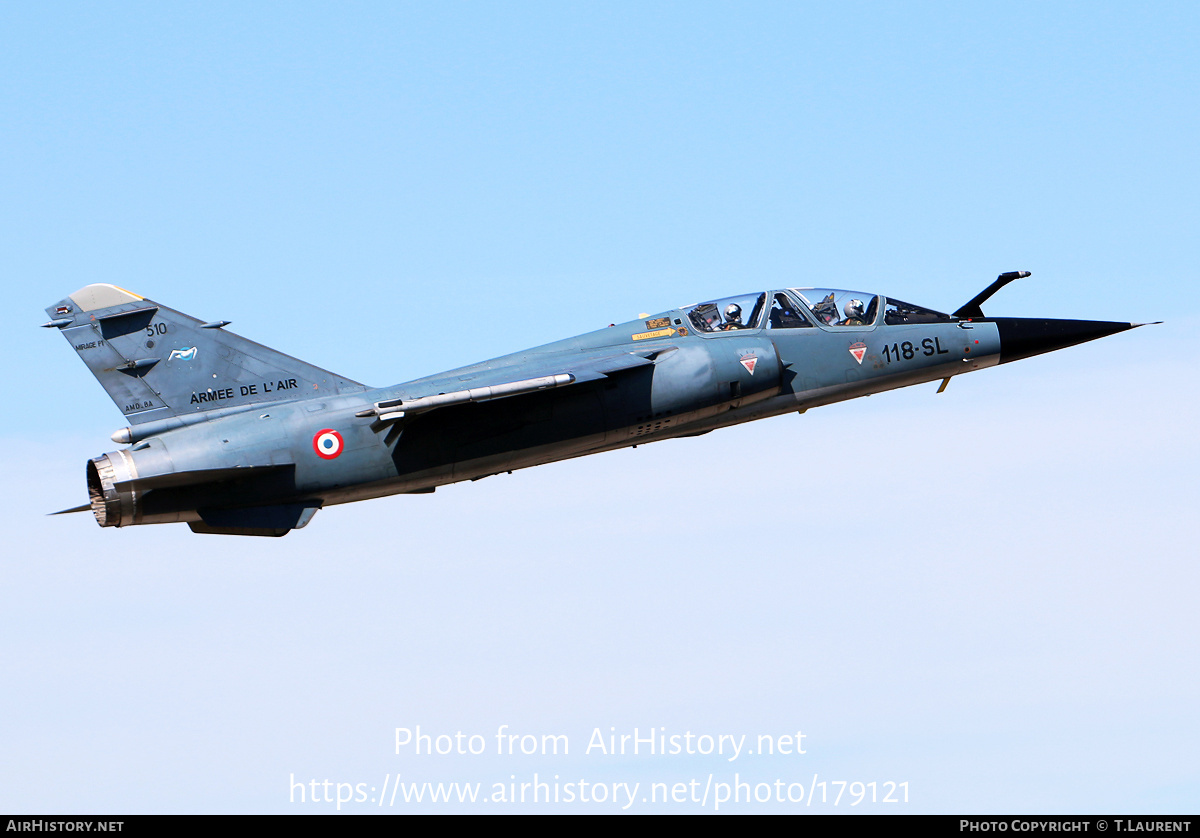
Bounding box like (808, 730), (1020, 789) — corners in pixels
(844, 299), (864, 320)
(724, 303), (742, 322)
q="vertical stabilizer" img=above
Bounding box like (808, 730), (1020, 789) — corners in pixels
(44, 284), (365, 425)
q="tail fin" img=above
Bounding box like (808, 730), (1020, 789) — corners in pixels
(44, 284), (366, 425)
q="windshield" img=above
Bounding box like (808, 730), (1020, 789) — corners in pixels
(883, 298), (953, 325)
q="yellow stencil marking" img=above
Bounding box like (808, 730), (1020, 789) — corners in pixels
(631, 328), (675, 341)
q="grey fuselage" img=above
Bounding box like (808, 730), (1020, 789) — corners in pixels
(124, 309), (997, 515)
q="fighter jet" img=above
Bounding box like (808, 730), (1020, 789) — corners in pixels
(44, 272), (1147, 536)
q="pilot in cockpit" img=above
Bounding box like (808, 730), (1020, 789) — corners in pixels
(840, 299), (866, 326)
(722, 304), (744, 330)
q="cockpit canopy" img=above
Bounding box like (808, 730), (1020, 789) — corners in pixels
(683, 288), (953, 331)
(686, 292), (766, 333)
(791, 289), (880, 327)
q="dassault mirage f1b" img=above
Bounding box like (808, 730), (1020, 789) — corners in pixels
(45, 272), (1146, 536)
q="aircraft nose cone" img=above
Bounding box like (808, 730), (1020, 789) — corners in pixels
(990, 317), (1137, 364)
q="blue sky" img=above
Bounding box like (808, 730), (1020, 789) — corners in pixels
(1, 2), (1197, 813)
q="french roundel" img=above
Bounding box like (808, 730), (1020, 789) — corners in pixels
(313, 429), (344, 460)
